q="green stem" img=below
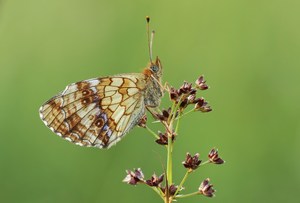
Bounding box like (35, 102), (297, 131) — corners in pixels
(179, 108), (194, 119)
(200, 160), (210, 166)
(150, 187), (165, 201)
(174, 112), (181, 135)
(167, 127), (173, 185)
(176, 191), (199, 199)
(166, 98), (183, 201)
(167, 102), (176, 124)
(145, 126), (160, 139)
(174, 170), (191, 196)
(141, 182), (164, 201)
(157, 187), (165, 197)
(171, 100), (182, 122)
(166, 101), (177, 189)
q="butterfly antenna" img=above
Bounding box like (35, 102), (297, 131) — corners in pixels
(146, 16), (154, 63)
(150, 30), (155, 62)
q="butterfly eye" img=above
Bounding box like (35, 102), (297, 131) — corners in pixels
(150, 65), (159, 73)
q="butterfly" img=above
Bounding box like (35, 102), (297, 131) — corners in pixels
(39, 17), (163, 149)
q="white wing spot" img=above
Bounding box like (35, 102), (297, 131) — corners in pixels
(105, 86), (119, 91)
(111, 92), (122, 104)
(85, 79), (100, 87)
(112, 106), (125, 123)
(111, 78), (123, 86)
(127, 88), (138, 96)
(65, 137), (73, 142)
(104, 91), (116, 97)
(75, 142), (84, 146)
(109, 104), (118, 112)
(101, 97), (112, 106)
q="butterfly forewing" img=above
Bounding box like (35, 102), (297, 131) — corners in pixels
(39, 74), (147, 149)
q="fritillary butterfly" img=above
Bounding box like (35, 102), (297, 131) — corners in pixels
(39, 17), (163, 149)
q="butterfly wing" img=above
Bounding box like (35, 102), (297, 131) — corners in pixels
(39, 74), (146, 149)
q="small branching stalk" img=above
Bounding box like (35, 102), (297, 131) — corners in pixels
(123, 75), (225, 202)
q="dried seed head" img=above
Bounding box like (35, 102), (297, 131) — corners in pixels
(155, 108), (170, 122)
(162, 109), (170, 118)
(161, 184), (179, 196)
(146, 173), (164, 187)
(155, 131), (175, 145)
(123, 168), (145, 185)
(169, 80), (200, 111)
(179, 81), (193, 94)
(208, 148), (224, 164)
(194, 97), (212, 112)
(137, 115), (147, 128)
(169, 185), (178, 196)
(169, 87), (179, 102)
(182, 152), (202, 170)
(155, 108), (178, 123)
(195, 75), (209, 90)
(187, 94), (196, 104)
(198, 178), (215, 197)
(179, 98), (189, 110)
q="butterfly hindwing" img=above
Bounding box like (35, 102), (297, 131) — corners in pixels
(39, 74), (146, 148)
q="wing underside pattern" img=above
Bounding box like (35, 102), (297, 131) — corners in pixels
(39, 74), (146, 148)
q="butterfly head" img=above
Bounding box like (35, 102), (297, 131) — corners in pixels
(147, 56), (162, 80)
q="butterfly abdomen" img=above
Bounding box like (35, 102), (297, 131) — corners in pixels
(143, 77), (163, 107)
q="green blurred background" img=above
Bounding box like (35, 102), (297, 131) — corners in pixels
(1, 0), (299, 202)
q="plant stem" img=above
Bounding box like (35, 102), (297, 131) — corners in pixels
(166, 101), (176, 189)
(157, 187), (165, 197)
(176, 191), (199, 199)
(150, 187), (165, 201)
(167, 101), (176, 124)
(174, 112), (181, 135)
(179, 108), (194, 118)
(174, 170), (191, 196)
(166, 99), (183, 202)
(200, 160), (210, 166)
(166, 124), (173, 186)
(145, 126), (160, 139)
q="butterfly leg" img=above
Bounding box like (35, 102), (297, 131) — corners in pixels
(163, 82), (171, 93)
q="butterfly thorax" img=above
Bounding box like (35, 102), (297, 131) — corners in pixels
(142, 57), (163, 107)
